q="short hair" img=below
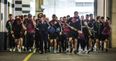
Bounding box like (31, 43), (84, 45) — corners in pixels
(9, 14), (12, 16)
(96, 16), (100, 20)
(63, 16), (66, 18)
(90, 14), (93, 16)
(101, 16), (104, 19)
(86, 14), (89, 17)
(107, 17), (110, 20)
(37, 13), (43, 18)
(74, 11), (78, 14)
(67, 15), (70, 17)
(24, 15), (27, 18)
(52, 14), (56, 18)
(28, 14), (32, 17)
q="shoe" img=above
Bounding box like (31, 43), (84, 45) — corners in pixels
(54, 49), (57, 53)
(29, 49), (32, 52)
(86, 50), (89, 54)
(82, 51), (86, 54)
(39, 51), (43, 54)
(9, 49), (12, 52)
(21, 46), (25, 51)
(18, 48), (21, 52)
(13, 48), (16, 52)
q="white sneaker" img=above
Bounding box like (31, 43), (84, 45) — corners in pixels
(29, 49), (32, 52)
(85, 50), (89, 54)
(54, 50), (57, 53)
(9, 49), (12, 52)
(66, 48), (70, 52)
(18, 48), (21, 52)
(22, 46), (25, 50)
(13, 48), (16, 52)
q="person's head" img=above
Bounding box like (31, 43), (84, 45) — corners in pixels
(15, 16), (21, 23)
(41, 14), (46, 21)
(28, 14), (32, 19)
(86, 14), (89, 19)
(20, 15), (24, 20)
(9, 14), (13, 20)
(60, 17), (63, 21)
(90, 14), (93, 19)
(81, 15), (84, 20)
(24, 15), (28, 19)
(37, 13), (43, 18)
(96, 16), (101, 21)
(101, 16), (105, 22)
(106, 17), (110, 20)
(43, 14), (46, 18)
(74, 11), (79, 17)
(106, 17), (111, 24)
(52, 14), (56, 20)
(67, 15), (70, 19)
(63, 16), (67, 22)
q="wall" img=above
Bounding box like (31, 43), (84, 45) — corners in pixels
(112, 0), (116, 48)
(97, 0), (104, 16)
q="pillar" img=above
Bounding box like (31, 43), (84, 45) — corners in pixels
(35, 0), (43, 15)
(112, 0), (116, 48)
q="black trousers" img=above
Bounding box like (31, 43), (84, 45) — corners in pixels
(59, 34), (67, 52)
(39, 31), (48, 53)
(77, 38), (86, 51)
(8, 33), (15, 48)
(35, 31), (40, 49)
(26, 32), (35, 50)
(84, 35), (89, 50)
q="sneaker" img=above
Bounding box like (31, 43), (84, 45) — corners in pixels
(9, 49), (12, 52)
(29, 49), (32, 52)
(85, 50), (89, 54)
(54, 50), (57, 53)
(21, 46), (25, 50)
(13, 48), (16, 52)
(18, 48), (21, 52)
(66, 48), (70, 52)
(81, 50), (86, 54)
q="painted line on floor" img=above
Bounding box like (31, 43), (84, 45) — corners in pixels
(23, 50), (35, 61)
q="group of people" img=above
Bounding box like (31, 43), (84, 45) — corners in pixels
(6, 11), (111, 54)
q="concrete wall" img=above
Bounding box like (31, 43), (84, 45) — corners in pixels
(112, 0), (116, 48)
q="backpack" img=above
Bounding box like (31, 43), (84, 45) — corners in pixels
(48, 26), (56, 34)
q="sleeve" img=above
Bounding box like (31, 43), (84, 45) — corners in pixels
(6, 21), (10, 31)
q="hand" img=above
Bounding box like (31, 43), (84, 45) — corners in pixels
(12, 34), (15, 38)
(11, 31), (14, 34)
(24, 31), (27, 35)
(60, 32), (62, 35)
(77, 30), (82, 34)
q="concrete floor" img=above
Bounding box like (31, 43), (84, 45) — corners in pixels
(0, 49), (116, 61)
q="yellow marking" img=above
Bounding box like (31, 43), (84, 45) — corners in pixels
(23, 53), (33, 61)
